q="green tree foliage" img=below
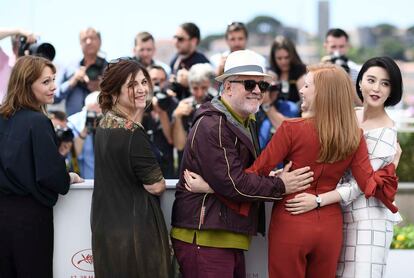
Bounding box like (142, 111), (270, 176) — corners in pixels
(245, 16), (282, 37)
(347, 47), (380, 64)
(373, 23), (397, 37)
(198, 34), (222, 52)
(378, 38), (406, 60)
(407, 25), (414, 36)
(199, 16), (410, 61)
(200, 15), (283, 51)
(392, 224), (414, 249)
(397, 132), (414, 182)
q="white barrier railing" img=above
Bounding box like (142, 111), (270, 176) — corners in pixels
(54, 179), (414, 278)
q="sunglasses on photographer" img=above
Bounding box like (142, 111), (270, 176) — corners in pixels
(173, 35), (189, 42)
(229, 80), (270, 93)
(107, 57), (135, 69)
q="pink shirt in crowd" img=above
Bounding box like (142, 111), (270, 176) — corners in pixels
(0, 48), (13, 104)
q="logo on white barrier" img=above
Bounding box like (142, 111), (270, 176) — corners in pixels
(71, 249), (94, 272)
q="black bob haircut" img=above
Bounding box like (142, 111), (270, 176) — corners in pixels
(356, 56), (403, 107)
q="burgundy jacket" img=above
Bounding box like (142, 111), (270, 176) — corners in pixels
(171, 98), (285, 236)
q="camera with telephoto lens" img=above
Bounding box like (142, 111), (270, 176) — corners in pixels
(169, 81), (190, 100)
(85, 58), (106, 81)
(55, 126), (74, 147)
(153, 83), (175, 111)
(329, 51), (350, 73)
(85, 111), (102, 134)
(267, 82), (281, 94)
(18, 36), (56, 61)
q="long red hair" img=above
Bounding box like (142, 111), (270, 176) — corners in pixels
(309, 64), (360, 163)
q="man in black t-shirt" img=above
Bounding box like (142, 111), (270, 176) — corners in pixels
(170, 22), (210, 75)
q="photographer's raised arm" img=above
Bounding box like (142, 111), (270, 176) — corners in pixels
(0, 28), (36, 42)
(261, 90), (286, 128)
(171, 99), (193, 151)
(73, 127), (88, 156)
(151, 97), (173, 144)
(68, 66), (88, 88)
(263, 105), (286, 129)
(159, 109), (173, 144)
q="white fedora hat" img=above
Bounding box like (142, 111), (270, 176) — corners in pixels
(215, 49), (273, 82)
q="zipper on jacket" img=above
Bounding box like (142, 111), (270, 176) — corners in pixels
(198, 193), (209, 229)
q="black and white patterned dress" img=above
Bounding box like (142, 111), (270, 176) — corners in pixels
(336, 126), (402, 278)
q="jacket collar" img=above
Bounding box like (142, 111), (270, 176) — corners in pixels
(195, 97), (259, 158)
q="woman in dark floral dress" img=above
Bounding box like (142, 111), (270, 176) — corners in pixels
(91, 59), (172, 277)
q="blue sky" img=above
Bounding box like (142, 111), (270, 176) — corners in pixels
(1, 0), (413, 65)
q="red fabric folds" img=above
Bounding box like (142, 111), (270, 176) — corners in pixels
(215, 194), (251, 217)
(364, 163), (399, 213)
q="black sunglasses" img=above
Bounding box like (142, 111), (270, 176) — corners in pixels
(107, 57), (135, 68)
(227, 21), (245, 27)
(229, 80), (270, 93)
(173, 35), (189, 42)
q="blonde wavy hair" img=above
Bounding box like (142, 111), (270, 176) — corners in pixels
(308, 64), (360, 163)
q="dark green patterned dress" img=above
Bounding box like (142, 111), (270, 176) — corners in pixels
(91, 111), (172, 277)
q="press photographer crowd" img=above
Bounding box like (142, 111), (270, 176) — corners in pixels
(0, 23), (405, 278)
(0, 25), (362, 180)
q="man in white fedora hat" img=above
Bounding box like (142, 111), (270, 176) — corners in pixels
(171, 49), (313, 277)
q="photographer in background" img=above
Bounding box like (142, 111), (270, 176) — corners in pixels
(210, 22), (266, 77)
(49, 110), (74, 157)
(49, 110), (80, 174)
(171, 63), (216, 152)
(258, 73), (301, 149)
(54, 27), (107, 116)
(133, 31), (171, 75)
(0, 28), (36, 103)
(67, 91), (102, 179)
(322, 28), (362, 105)
(170, 22), (210, 75)
(141, 65), (177, 178)
(17, 36), (55, 61)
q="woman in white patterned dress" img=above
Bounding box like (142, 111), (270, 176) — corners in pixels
(285, 56), (403, 278)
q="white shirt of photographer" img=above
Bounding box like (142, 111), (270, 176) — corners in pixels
(67, 108), (95, 179)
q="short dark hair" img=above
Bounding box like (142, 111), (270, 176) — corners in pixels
(225, 22), (248, 39)
(356, 56), (403, 107)
(49, 110), (68, 122)
(325, 28), (349, 41)
(147, 65), (167, 79)
(180, 22), (201, 43)
(134, 31), (154, 46)
(99, 60), (153, 113)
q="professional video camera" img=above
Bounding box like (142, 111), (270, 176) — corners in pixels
(55, 126), (74, 146)
(18, 36), (56, 61)
(85, 111), (102, 134)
